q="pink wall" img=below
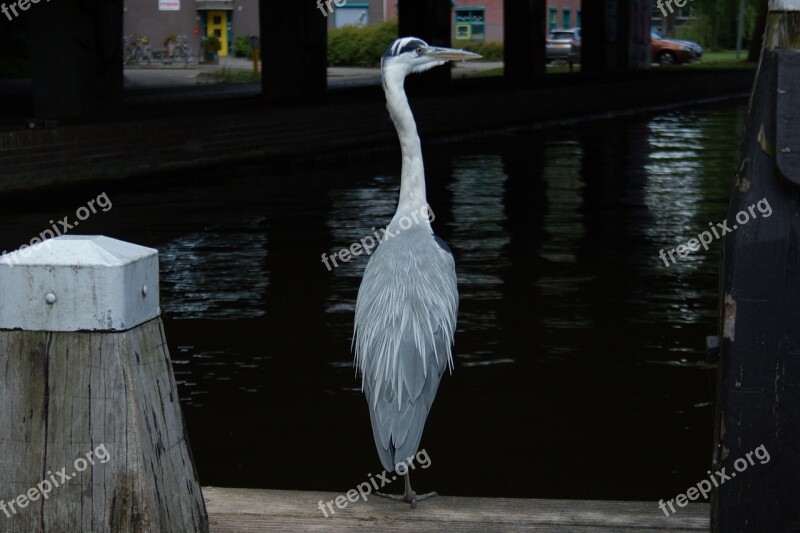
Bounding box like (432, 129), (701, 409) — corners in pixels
(547, 1), (583, 30)
(455, 0), (503, 41)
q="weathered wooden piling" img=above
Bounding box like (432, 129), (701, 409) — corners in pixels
(713, 1), (800, 531)
(0, 236), (208, 532)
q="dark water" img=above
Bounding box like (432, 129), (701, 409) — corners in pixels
(0, 99), (747, 502)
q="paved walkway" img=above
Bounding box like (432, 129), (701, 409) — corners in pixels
(122, 56), (503, 88)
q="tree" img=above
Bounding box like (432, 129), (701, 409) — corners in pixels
(748, 0), (768, 62)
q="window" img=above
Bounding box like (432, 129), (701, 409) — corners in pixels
(576, 10), (582, 28)
(213, 15), (221, 24)
(652, 5), (694, 20)
(548, 7), (558, 32)
(454, 7), (485, 42)
(562, 7), (570, 28)
(334, 3), (369, 28)
(214, 29), (221, 37)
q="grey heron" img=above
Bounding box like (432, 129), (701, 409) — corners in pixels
(353, 37), (480, 508)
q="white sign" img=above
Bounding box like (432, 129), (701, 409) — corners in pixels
(159, 0), (180, 11)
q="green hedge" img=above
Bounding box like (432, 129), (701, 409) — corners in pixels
(233, 35), (253, 58)
(0, 27), (29, 78)
(327, 20), (502, 66)
(453, 40), (503, 61)
(328, 20), (398, 67)
(0, 59), (29, 78)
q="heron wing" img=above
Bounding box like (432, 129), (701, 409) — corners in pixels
(354, 226), (457, 471)
(365, 323), (449, 470)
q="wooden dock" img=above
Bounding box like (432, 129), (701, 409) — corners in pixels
(203, 487), (709, 532)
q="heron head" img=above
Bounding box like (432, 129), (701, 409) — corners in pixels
(381, 37), (482, 77)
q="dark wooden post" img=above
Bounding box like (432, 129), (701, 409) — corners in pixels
(397, 0), (452, 88)
(0, 236), (208, 532)
(26, 0), (123, 118)
(503, 0), (546, 82)
(260, 0), (327, 100)
(713, 1), (800, 531)
(582, 0), (651, 73)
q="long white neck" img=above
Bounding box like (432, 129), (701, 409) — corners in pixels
(383, 67), (427, 214)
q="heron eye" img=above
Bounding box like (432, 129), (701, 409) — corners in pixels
(416, 47), (423, 55)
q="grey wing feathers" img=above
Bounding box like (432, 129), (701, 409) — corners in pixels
(353, 227), (458, 471)
(365, 328), (449, 470)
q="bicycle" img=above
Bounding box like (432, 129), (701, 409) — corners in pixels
(164, 35), (192, 64)
(175, 34), (192, 64)
(123, 35), (151, 65)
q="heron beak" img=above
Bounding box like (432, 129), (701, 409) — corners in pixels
(426, 46), (482, 62)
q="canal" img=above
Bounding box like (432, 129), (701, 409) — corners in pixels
(0, 98), (747, 502)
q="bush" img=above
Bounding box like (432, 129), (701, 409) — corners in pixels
(202, 35), (221, 54)
(674, 15), (712, 49)
(164, 34), (177, 46)
(453, 40), (503, 61)
(0, 58), (29, 78)
(0, 27), (29, 78)
(201, 35), (221, 63)
(327, 20), (501, 66)
(328, 19), (398, 67)
(233, 35), (253, 58)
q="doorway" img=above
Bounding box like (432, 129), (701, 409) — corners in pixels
(206, 10), (229, 56)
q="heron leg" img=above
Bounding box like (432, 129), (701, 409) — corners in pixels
(374, 470), (438, 509)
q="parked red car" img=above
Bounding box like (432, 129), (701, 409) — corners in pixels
(651, 30), (703, 65)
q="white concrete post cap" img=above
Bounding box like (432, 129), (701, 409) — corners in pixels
(771, 0), (800, 11)
(0, 235), (160, 332)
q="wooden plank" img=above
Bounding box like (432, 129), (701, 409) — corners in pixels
(203, 487), (709, 532)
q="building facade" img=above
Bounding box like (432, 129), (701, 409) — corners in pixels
(124, 0), (584, 55)
(323, 0), (388, 29)
(124, 0), (259, 57)
(356, 1), (581, 42)
(382, 0), (504, 42)
(451, 0), (504, 42)
(547, 1), (582, 32)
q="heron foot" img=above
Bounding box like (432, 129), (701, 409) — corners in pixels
(374, 490), (438, 509)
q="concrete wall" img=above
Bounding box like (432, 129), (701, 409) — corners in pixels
(123, 0), (197, 49)
(123, 0), (260, 56)
(234, 0), (260, 39)
(0, 69), (753, 194)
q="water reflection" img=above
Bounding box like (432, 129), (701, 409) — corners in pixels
(325, 175), (398, 313)
(160, 218), (268, 319)
(448, 155), (512, 367)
